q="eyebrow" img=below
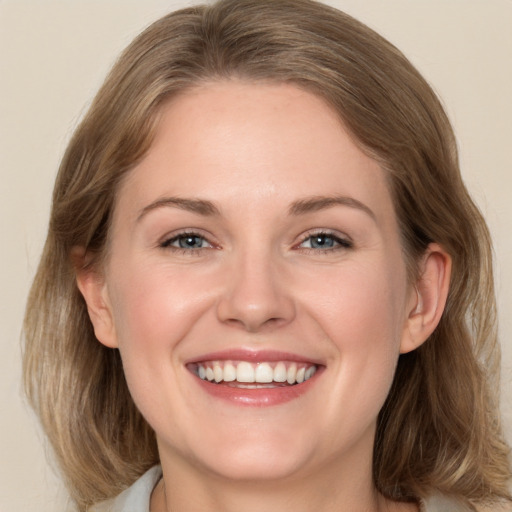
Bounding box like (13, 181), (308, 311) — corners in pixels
(137, 194), (376, 222)
(137, 197), (220, 221)
(288, 195), (376, 221)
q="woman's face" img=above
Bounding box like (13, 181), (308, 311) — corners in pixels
(95, 81), (418, 482)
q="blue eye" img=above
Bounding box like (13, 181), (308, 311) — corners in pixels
(161, 233), (210, 250)
(299, 232), (351, 250)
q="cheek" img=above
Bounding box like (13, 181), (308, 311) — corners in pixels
(104, 263), (215, 431)
(107, 260), (214, 353)
(319, 275), (403, 391)
(104, 258), (223, 423)
(305, 261), (407, 350)
(300, 261), (407, 427)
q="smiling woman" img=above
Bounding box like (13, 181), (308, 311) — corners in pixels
(22, 1), (511, 512)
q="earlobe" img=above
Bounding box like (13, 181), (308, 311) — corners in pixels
(400, 243), (452, 354)
(71, 246), (119, 349)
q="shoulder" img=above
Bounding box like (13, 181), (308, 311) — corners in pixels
(421, 494), (470, 512)
(421, 494), (512, 512)
(88, 466), (162, 512)
(474, 503), (512, 512)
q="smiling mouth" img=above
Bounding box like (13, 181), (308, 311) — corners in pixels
(188, 360), (318, 387)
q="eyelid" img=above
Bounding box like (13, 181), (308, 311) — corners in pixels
(294, 229), (353, 251)
(159, 229), (219, 251)
(157, 228), (352, 253)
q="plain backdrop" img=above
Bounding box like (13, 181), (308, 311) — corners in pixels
(1, 1), (511, 510)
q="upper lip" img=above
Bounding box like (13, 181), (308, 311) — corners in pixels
(185, 348), (324, 366)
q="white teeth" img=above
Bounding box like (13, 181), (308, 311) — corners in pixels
(305, 366), (316, 380)
(237, 361), (255, 383)
(287, 364), (297, 384)
(273, 362), (287, 382)
(255, 362), (274, 383)
(195, 360), (318, 386)
(213, 363), (223, 383)
(223, 362), (236, 382)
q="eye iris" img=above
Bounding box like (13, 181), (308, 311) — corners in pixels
(179, 235), (203, 249)
(311, 234), (334, 248)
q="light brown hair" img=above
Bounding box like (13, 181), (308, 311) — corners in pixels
(23, 0), (511, 510)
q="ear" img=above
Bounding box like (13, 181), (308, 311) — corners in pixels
(71, 247), (119, 349)
(400, 243), (452, 354)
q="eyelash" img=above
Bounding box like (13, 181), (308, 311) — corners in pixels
(159, 230), (353, 255)
(159, 231), (214, 255)
(296, 230), (353, 253)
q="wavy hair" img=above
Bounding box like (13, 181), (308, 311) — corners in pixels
(23, 0), (511, 510)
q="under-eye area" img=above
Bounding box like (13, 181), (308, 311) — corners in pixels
(187, 360), (319, 387)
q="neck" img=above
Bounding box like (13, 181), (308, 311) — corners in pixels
(151, 433), (415, 512)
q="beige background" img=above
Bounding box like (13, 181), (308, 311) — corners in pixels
(1, 1), (511, 510)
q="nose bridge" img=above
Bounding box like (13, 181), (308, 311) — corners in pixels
(216, 243), (295, 332)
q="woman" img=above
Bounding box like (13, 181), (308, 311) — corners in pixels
(23, 0), (511, 511)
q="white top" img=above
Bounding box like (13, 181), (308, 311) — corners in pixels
(89, 466), (472, 512)
(89, 466), (162, 512)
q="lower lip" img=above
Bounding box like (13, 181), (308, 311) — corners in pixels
(191, 370), (321, 407)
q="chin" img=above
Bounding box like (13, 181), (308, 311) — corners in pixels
(161, 425), (316, 483)
(200, 446), (309, 482)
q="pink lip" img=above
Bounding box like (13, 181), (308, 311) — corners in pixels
(193, 376), (320, 406)
(186, 348), (324, 407)
(185, 348), (323, 365)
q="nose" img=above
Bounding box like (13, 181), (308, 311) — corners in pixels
(216, 249), (296, 332)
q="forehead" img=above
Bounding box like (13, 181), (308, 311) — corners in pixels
(114, 80), (395, 227)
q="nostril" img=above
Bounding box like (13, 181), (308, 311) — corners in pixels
(215, 268), (296, 331)
(217, 304), (295, 333)
(223, 316), (280, 332)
